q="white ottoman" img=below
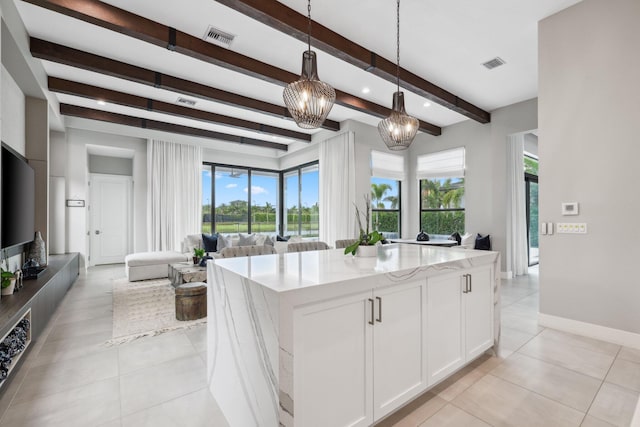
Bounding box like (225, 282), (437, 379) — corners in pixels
(125, 251), (189, 281)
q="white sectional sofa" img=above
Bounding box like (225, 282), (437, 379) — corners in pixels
(125, 233), (305, 281)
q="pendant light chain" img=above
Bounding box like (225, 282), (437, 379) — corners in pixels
(307, 0), (312, 53)
(282, 0), (336, 129)
(396, 0), (400, 93)
(377, 0), (419, 150)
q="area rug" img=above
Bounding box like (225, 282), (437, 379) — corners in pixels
(107, 277), (206, 346)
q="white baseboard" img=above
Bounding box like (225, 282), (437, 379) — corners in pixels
(501, 271), (513, 279)
(538, 313), (640, 350)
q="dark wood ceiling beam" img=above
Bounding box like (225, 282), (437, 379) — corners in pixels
(30, 38), (340, 132)
(60, 104), (289, 151)
(215, 0), (491, 124)
(48, 77), (312, 142)
(23, 0), (441, 135)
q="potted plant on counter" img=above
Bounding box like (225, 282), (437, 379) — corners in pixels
(344, 195), (383, 257)
(1, 268), (16, 296)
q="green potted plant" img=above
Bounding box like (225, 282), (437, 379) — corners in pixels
(1, 268), (16, 296)
(344, 194), (383, 257)
(193, 247), (205, 264)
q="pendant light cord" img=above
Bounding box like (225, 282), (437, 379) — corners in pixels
(307, 0), (312, 53)
(396, 0), (400, 93)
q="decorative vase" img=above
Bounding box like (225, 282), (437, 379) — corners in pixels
(356, 245), (378, 257)
(28, 231), (47, 267)
(1, 278), (16, 295)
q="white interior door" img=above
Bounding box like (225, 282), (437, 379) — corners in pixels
(90, 174), (132, 265)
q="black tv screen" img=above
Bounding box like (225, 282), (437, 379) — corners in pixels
(2, 145), (35, 249)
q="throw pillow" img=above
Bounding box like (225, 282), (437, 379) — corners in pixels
(450, 231), (462, 245)
(416, 231), (430, 241)
(277, 235), (290, 242)
(202, 233), (218, 253)
(264, 236), (274, 247)
(474, 233), (492, 250)
(217, 234), (232, 251)
(238, 233), (257, 246)
(460, 233), (474, 247)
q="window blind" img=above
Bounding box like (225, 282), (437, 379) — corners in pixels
(371, 150), (405, 181)
(416, 147), (465, 179)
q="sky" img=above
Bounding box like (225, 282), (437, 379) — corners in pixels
(202, 167), (319, 208)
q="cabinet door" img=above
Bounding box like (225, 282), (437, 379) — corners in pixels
(373, 280), (427, 420)
(427, 272), (464, 385)
(464, 266), (494, 360)
(293, 291), (373, 427)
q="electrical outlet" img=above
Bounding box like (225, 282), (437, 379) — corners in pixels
(557, 223), (587, 234)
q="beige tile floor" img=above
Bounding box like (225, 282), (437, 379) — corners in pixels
(0, 265), (638, 426)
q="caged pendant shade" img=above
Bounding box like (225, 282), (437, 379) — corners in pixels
(378, 0), (419, 150)
(283, 0), (335, 129)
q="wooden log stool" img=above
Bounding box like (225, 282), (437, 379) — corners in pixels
(175, 282), (207, 321)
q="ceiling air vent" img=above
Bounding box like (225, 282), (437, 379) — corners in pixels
(203, 26), (235, 48)
(482, 57), (506, 70)
(176, 97), (197, 107)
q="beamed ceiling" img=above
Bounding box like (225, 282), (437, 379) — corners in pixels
(13, 0), (582, 156)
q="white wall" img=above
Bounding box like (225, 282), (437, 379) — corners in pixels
(539, 0), (640, 334)
(1, 65), (24, 153)
(203, 147), (279, 170)
(408, 99), (537, 271)
(64, 128), (147, 266)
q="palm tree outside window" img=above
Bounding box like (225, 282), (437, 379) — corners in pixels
(419, 177), (465, 235)
(371, 178), (401, 239)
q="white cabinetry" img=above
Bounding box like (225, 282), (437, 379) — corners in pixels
(294, 280), (427, 427)
(427, 265), (493, 385)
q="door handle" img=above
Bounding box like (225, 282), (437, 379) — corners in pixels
(375, 296), (382, 323)
(468, 274), (472, 292)
(462, 274), (469, 293)
(368, 298), (374, 325)
(95, 230), (101, 235)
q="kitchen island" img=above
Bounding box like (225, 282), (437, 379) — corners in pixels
(207, 244), (500, 427)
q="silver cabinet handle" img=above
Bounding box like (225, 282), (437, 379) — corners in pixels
(462, 275), (468, 293)
(368, 298), (374, 325)
(469, 274), (472, 293)
(376, 296), (382, 323)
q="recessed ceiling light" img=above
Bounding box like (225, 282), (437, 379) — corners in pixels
(423, 102), (431, 108)
(97, 100), (106, 106)
(362, 87), (370, 94)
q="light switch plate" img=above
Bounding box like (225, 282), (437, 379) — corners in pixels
(557, 223), (587, 234)
(562, 202), (579, 215)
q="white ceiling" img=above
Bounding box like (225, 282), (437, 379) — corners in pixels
(14, 0), (582, 156)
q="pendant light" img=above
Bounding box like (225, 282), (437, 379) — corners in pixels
(378, 0), (419, 150)
(283, 0), (336, 129)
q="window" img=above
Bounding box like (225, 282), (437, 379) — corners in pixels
(283, 162), (319, 237)
(202, 162), (317, 237)
(371, 178), (401, 238)
(370, 150), (404, 238)
(201, 164), (280, 235)
(215, 166), (249, 234)
(524, 154), (539, 265)
(417, 148), (465, 235)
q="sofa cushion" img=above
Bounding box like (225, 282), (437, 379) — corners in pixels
(217, 234), (232, 251)
(238, 233), (257, 246)
(125, 251), (188, 267)
(202, 233), (218, 252)
(184, 234), (203, 254)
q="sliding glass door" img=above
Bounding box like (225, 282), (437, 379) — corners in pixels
(525, 174), (539, 266)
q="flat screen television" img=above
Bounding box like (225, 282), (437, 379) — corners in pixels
(1, 144), (35, 249)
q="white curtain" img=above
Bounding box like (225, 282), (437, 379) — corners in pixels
(506, 134), (529, 276)
(319, 132), (356, 247)
(147, 139), (202, 252)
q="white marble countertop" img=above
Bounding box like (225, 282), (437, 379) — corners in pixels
(211, 244), (498, 293)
